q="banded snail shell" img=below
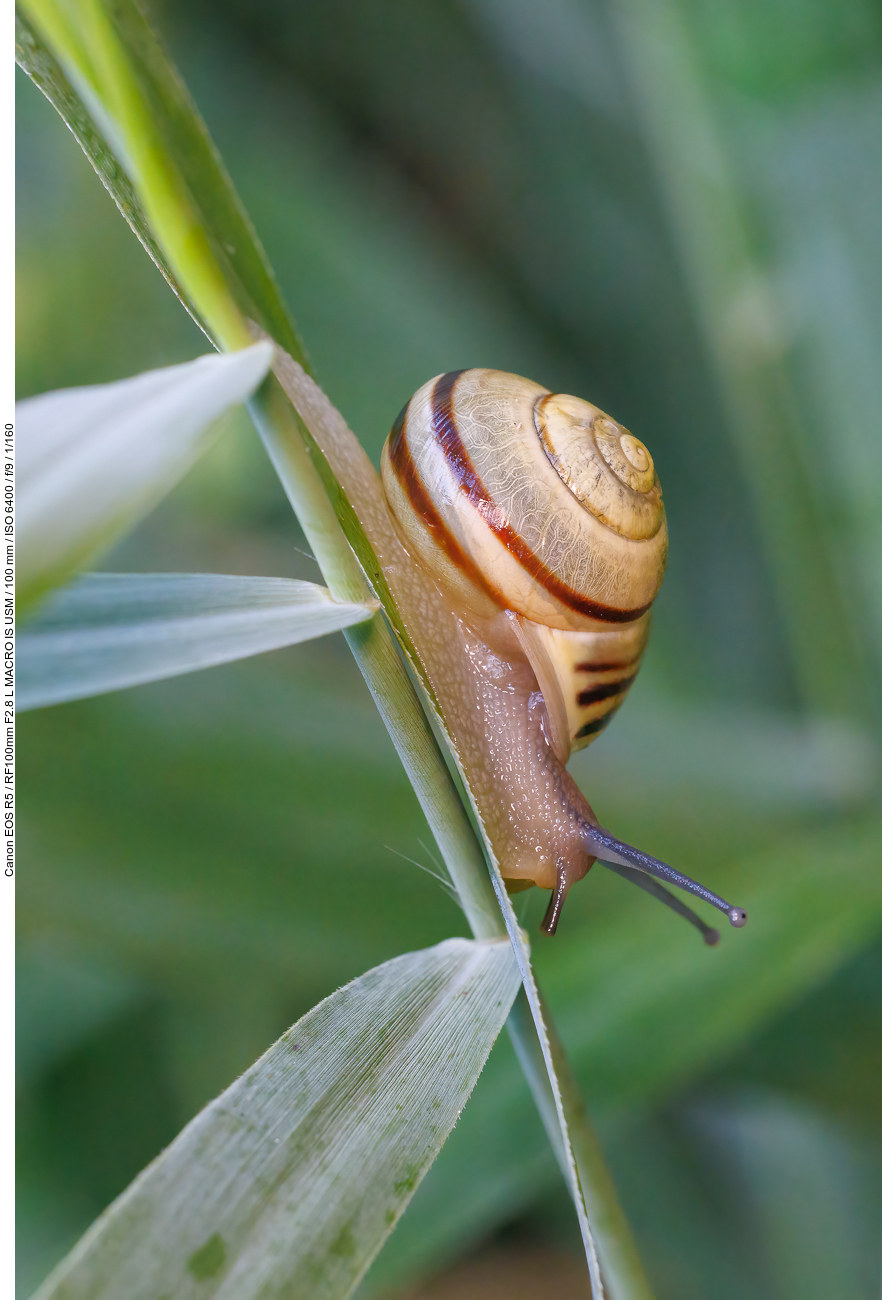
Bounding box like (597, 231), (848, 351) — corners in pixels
(381, 368), (667, 762)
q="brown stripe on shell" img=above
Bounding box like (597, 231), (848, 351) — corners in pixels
(576, 673), (637, 708)
(575, 712), (618, 741)
(387, 389), (501, 606)
(430, 372), (653, 625)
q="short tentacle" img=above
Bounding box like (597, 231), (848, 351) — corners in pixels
(540, 860), (576, 936)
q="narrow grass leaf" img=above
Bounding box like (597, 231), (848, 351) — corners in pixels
(15, 9), (206, 332)
(18, 573), (377, 710)
(16, 2), (303, 358)
(31, 937), (521, 1300)
(17, 345), (273, 611)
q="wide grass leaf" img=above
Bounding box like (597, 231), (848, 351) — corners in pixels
(18, 573), (377, 710)
(32, 936), (520, 1300)
(17, 344), (272, 610)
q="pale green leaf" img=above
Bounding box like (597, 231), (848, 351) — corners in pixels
(17, 344), (273, 610)
(18, 573), (377, 710)
(32, 936), (520, 1300)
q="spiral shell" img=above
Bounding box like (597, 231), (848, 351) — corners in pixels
(381, 368), (667, 759)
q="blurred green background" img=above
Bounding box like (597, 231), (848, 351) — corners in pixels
(16, 1), (882, 1296)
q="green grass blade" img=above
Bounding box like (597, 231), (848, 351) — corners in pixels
(507, 991), (652, 1299)
(244, 378), (502, 941)
(17, 344), (272, 611)
(17, 1), (299, 356)
(30, 937), (521, 1300)
(15, 6), (406, 618)
(18, 573), (377, 710)
(15, 10), (203, 332)
(481, 867), (647, 1298)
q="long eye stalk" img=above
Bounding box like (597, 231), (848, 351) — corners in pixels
(582, 825), (747, 928)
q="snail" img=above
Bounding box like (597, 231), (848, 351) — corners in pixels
(269, 347), (746, 941)
(379, 369), (747, 940)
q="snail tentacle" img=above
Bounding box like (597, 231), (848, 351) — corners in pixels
(540, 861), (574, 937)
(580, 824), (747, 928)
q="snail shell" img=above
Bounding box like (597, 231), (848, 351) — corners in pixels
(381, 369), (667, 763)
